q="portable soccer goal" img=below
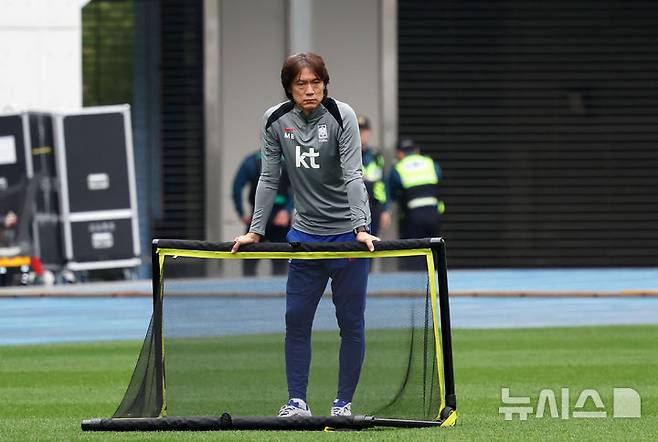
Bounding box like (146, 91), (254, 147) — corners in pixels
(82, 238), (457, 431)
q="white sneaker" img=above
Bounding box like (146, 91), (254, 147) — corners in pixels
(331, 399), (352, 416)
(278, 398), (312, 417)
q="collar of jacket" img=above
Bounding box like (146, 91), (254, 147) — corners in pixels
(292, 101), (328, 123)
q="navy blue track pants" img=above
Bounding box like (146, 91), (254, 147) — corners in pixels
(285, 228), (370, 402)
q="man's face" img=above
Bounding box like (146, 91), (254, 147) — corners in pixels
(290, 67), (324, 114)
(359, 128), (371, 149)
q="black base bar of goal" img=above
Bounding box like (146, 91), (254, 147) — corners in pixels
(81, 413), (450, 432)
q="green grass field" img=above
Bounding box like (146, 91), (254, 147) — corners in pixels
(164, 327), (440, 419)
(1, 325), (657, 441)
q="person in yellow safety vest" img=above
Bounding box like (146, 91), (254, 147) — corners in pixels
(388, 138), (445, 252)
(357, 115), (390, 236)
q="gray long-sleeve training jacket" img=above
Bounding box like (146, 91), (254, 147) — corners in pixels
(249, 97), (371, 236)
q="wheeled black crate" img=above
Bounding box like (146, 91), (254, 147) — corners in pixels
(52, 105), (141, 271)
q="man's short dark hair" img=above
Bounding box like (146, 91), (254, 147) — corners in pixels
(281, 52), (330, 100)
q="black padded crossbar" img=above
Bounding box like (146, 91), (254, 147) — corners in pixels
(155, 237), (444, 253)
(81, 414), (445, 432)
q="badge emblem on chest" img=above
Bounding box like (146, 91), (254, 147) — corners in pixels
(318, 124), (328, 142)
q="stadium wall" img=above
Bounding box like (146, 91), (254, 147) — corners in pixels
(0, 0), (88, 112)
(398, 0), (658, 267)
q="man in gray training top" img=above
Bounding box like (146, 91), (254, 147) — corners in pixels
(231, 52), (379, 417)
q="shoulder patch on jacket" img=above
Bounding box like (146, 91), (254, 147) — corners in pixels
(265, 101), (294, 130)
(321, 97), (344, 130)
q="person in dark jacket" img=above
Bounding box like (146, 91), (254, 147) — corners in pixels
(0, 210), (18, 248)
(232, 151), (292, 275)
